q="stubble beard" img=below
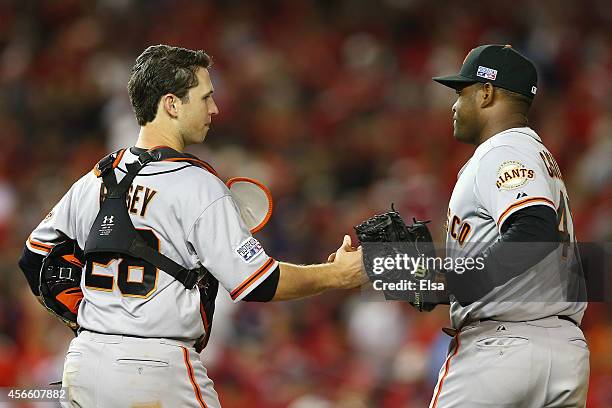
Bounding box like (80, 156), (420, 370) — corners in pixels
(454, 118), (480, 145)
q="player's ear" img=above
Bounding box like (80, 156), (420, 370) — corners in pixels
(480, 83), (494, 108)
(161, 94), (180, 119)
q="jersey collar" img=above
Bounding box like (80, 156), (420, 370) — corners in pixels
(491, 126), (542, 143)
(472, 127), (542, 165)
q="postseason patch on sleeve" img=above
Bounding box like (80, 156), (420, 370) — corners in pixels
(236, 237), (264, 263)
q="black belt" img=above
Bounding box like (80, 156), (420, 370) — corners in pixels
(78, 328), (142, 338)
(78, 328), (198, 345)
(480, 315), (578, 327)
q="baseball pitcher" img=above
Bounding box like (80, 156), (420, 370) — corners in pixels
(429, 44), (589, 407)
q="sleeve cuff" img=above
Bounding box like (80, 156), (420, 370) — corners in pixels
(497, 197), (556, 232)
(230, 257), (279, 302)
(26, 236), (53, 256)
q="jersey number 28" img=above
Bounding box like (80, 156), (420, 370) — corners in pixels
(84, 229), (159, 298)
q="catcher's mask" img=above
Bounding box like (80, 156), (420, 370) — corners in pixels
(39, 240), (84, 325)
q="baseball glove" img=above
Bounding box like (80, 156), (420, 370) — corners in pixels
(39, 240), (84, 331)
(354, 206), (448, 311)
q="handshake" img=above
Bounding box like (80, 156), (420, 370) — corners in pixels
(352, 206), (449, 312)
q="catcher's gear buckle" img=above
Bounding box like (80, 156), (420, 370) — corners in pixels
(58, 267), (73, 280)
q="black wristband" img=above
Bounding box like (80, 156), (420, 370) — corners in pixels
(243, 265), (280, 302)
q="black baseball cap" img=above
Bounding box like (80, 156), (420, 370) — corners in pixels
(433, 44), (538, 99)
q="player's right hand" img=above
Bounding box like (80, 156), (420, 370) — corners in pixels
(331, 235), (367, 289)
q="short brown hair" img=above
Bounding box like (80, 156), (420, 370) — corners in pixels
(127, 45), (212, 126)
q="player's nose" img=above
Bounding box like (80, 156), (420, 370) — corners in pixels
(208, 97), (219, 115)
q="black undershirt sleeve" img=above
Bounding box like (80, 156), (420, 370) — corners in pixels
(242, 265), (280, 302)
(20, 242), (282, 301)
(18, 246), (45, 296)
(446, 205), (560, 306)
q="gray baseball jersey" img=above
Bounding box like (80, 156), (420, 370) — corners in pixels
(445, 127), (586, 329)
(27, 148), (278, 341)
(429, 127), (590, 408)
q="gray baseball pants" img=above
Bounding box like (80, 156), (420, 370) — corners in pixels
(429, 316), (589, 408)
(61, 330), (220, 408)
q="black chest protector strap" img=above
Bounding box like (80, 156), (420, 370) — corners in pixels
(84, 149), (206, 289)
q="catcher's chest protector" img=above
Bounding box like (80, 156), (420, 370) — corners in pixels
(85, 147), (219, 350)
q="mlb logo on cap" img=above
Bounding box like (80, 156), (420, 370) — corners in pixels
(432, 44), (538, 99)
(476, 66), (498, 81)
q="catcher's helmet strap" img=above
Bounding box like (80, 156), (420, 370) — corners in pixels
(93, 148), (126, 178)
(94, 147), (218, 180)
(85, 149), (206, 289)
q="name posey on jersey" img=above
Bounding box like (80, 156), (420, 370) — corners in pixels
(99, 184), (158, 217)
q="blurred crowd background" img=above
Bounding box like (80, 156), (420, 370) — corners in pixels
(0, 0), (610, 407)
